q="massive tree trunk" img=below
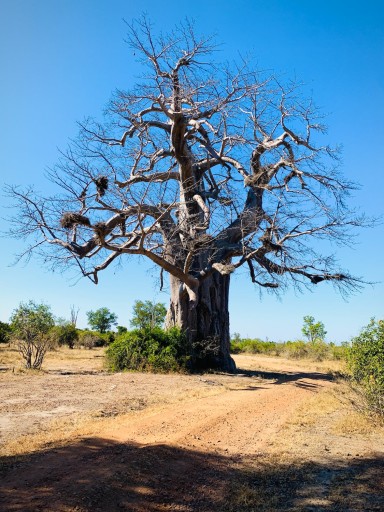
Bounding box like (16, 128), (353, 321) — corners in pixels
(166, 272), (236, 373)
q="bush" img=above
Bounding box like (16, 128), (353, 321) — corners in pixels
(106, 327), (188, 373)
(329, 341), (350, 361)
(230, 337), (278, 355)
(230, 335), (343, 361)
(282, 340), (309, 359)
(50, 323), (78, 349)
(76, 330), (113, 349)
(0, 321), (12, 344)
(348, 319), (384, 415)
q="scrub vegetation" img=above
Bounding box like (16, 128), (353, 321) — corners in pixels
(2, 299), (383, 420)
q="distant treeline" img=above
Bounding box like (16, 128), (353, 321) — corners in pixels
(230, 335), (348, 361)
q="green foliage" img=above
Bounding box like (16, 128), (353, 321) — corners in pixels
(86, 307), (118, 333)
(130, 300), (167, 330)
(117, 325), (128, 334)
(230, 337), (278, 355)
(230, 334), (341, 362)
(302, 315), (327, 343)
(0, 321), (12, 344)
(50, 323), (78, 349)
(329, 341), (350, 360)
(10, 301), (55, 338)
(283, 340), (309, 359)
(106, 327), (188, 373)
(77, 330), (113, 349)
(10, 300), (55, 369)
(348, 319), (384, 415)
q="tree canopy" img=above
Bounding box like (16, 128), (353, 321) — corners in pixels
(130, 300), (167, 330)
(10, 300), (55, 369)
(10, 301), (55, 341)
(301, 315), (327, 343)
(86, 307), (118, 333)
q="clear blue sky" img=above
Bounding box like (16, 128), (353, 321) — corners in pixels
(1, 0), (383, 341)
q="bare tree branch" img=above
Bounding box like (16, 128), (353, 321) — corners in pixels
(6, 18), (368, 305)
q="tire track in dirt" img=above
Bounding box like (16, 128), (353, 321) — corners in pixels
(107, 376), (332, 457)
(0, 367), (335, 511)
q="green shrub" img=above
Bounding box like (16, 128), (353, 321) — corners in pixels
(0, 321), (12, 344)
(50, 323), (78, 349)
(106, 327), (188, 372)
(76, 330), (112, 349)
(230, 337), (278, 355)
(230, 340), (243, 354)
(230, 334), (346, 362)
(348, 319), (384, 415)
(282, 340), (309, 359)
(282, 339), (336, 361)
(329, 341), (350, 360)
(309, 340), (329, 361)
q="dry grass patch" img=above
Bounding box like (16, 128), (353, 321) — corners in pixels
(272, 378), (384, 465)
(1, 408), (135, 459)
(234, 353), (344, 375)
(331, 381), (384, 435)
(44, 345), (106, 372)
(0, 345), (19, 368)
(283, 388), (341, 429)
(0, 344), (106, 372)
(333, 411), (374, 436)
(0, 346), (229, 460)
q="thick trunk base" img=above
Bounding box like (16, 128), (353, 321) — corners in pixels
(166, 272), (236, 373)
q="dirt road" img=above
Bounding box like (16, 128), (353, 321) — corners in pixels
(0, 353), (383, 511)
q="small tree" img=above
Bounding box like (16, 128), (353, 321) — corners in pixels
(10, 301), (55, 369)
(130, 300), (167, 330)
(86, 307), (117, 333)
(302, 315), (327, 344)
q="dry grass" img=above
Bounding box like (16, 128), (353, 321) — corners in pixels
(234, 353), (344, 375)
(2, 409), (128, 458)
(0, 348), (381, 456)
(0, 344), (226, 458)
(0, 345), (19, 368)
(44, 345), (106, 371)
(0, 344), (106, 372)
(331, 380), (384, 434)
(1, 348), (384, 511)
(332, 410), (374, 435)
(224, 381), (384, 511)
(273, 379), (384, 463)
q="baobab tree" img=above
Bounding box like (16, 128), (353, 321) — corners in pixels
(7, 19), (363, 371)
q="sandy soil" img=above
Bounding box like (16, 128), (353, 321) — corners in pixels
(0, 349), (383, 511)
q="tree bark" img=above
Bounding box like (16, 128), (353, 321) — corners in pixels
(166, 272), (236, 373)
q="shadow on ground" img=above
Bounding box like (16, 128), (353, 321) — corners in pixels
(236, 367), (334, 386)
(1, 438), (383, 511)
